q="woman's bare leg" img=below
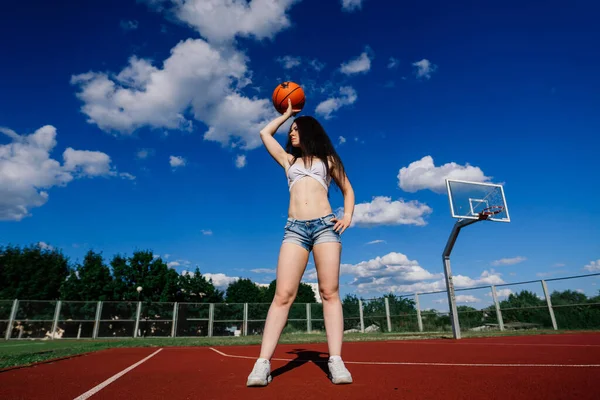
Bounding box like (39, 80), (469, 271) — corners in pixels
(312, 242), (343, 356)
(258, 242), (309, 360)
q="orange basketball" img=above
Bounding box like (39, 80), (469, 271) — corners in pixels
(272, 81), (305, 114)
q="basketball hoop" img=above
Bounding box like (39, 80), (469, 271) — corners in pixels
(478, 205), (504, 220)
(444, 179), (511, 340)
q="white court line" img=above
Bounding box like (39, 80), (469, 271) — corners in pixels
(72, 348), (163, 400)
(208, 347), (600, 368)
(382, 342), (600, 348)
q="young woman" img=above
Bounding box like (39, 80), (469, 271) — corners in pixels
(246, 99), (355, 386)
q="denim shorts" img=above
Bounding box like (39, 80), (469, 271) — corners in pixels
(282, 213), (342, 252)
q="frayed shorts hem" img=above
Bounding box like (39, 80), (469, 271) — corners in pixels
(281, 213), (342, 252)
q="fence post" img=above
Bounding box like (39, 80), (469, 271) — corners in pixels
(358, 299), (365, 333)
(306, 303), (312, 333)
(243, 303), (248, 336)
(208, 303), (214, 337)
(51, 300), (62, 340)
(5, 299), (19, 340)
(171, 302), (178, 338)
(134, 301), (142, 338)
(541, 280), (558, 330)
(414, 294), (423, 332)
(93, 301), (102, 339)
(490, 286), (504, 331)
(384, 297), (392, 332)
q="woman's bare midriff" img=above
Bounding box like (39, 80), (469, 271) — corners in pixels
(288, 177), (333, 220)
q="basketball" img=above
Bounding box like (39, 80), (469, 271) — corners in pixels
(272, 81), (305, 114)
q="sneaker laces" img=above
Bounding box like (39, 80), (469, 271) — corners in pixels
(329, 359), (347, 375)
(250, 359), (270, 377)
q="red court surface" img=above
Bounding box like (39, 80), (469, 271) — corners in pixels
(1, 333), (599, 399)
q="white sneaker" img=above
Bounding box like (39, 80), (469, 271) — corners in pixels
(328, 357), (353, 384)
(246, 358), (272, 387)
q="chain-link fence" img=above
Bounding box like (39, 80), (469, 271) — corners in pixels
(2, 273), (599, 340)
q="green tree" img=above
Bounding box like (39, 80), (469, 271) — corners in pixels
(550, 289), (587, 306)
(341, 294), (361, 331)
(109, 254), (132, 301)
(457, 305), (484, 329)
(111, 251), (179, 302)
(225, 278), (262, 303)
(261, 280), (317, 304)
(360, 294), (417, 332)
(59, 270), (81, 301)
(549, 289), (600, 329)
(61, 250), (114, 301)
(0, 244), (69, 300)
(499, 290), (551, 328)
(178, 267), (224, 303)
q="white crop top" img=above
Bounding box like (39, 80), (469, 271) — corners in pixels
(287, 159), (331, 191)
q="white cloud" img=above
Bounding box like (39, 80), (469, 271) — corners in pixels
(398, 155), (491, 194)
(387, 57), (399, 69)
(74, 2), (301, 151)
(453, 270), (505, 288)
(341, 0), (363, 12)
(235, 154), (247, 168)
(63, 148), (114, 177)
(486, 288), (513, 299)
(204, 272), (240, 289)
(310, 59), (326, 71)
(366, 240), (386, 245)
(491, 256), (526, 266)
(169, 155), (186, 168)
(342, 251), (505, 296)
(348, 196), (432, 227)
(201, 229), (213, 235)
(584, 260), (600, 272)
(167, 258), (192, 269)
(136, 148), (154, 159)
(71, 39), (274, 150)
(276, 55), (301, 69)
(455, 295), (481, 304)
(143, 0), (300, 44)
(496, 288), (513, 298)
(202, 92), (280, 149)
(315, 86), (357, 120)
(340, 50), (371, 75)
(342, 252), (440, 281)
(275, 55), (324, 72)
(71, 4), (295, 151)
(120, 172), (136, 180)
(37, 242), (54, 251)
(338, 136), (346, 145)
(0, 125), (129, 221)
(413, 59), (437, 79)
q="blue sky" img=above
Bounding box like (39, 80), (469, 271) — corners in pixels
(1, 0), (599, 309)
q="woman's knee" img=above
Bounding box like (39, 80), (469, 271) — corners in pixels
(319, 284), (340, 302)
(273, 289), (296, 307)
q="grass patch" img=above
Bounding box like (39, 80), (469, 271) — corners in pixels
(2, 329), (598, 370)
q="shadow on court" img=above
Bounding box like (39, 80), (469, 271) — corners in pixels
(271, 349), (330, 379)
